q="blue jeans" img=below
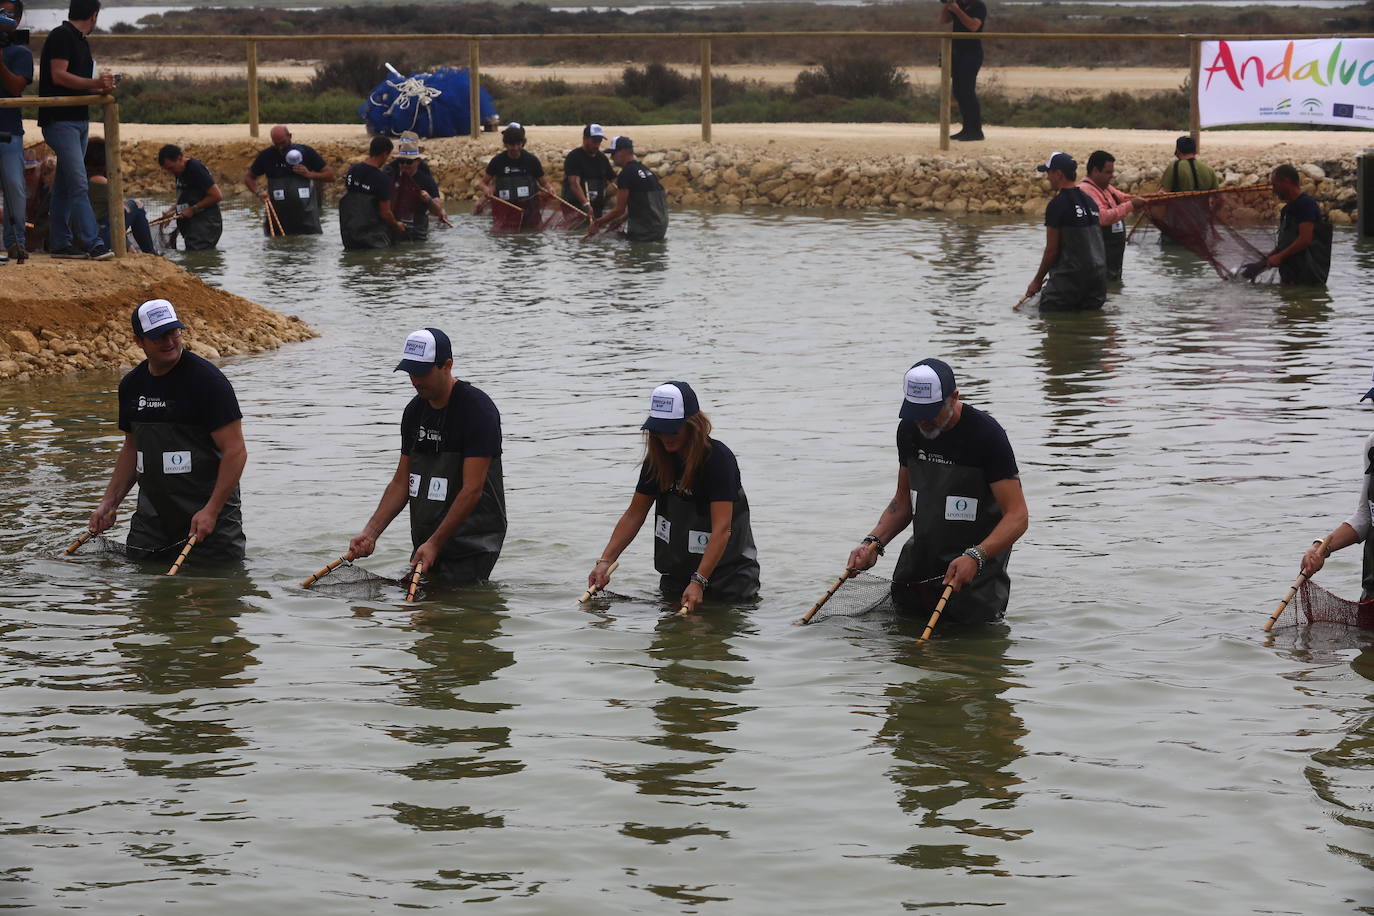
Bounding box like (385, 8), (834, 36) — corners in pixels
(0, 132), (24, 250)
(99, 200), (158, 254)
(41, 120), (100, 252)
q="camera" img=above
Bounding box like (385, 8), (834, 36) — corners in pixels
(0, 11), (28, 48)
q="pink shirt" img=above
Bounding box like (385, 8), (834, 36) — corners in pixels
(1077, 178), (1133, 227)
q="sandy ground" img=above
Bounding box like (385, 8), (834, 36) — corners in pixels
(69, 122), (1373, 167)
(103, 61), (1186, 96)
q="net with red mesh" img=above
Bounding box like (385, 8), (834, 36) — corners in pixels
(1273, 579), (1374, 631)
(475, 195), (595, 232)
(1133, 184), (1282, 283)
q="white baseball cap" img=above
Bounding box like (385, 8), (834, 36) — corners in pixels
(899, 358), (957, 420)
(641, 381), (700, 434)
(394, 328), (453, 375)
(131, 299), (186, 339)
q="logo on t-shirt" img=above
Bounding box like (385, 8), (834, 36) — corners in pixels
(916, 447), (954, 466)
(417, 426), (442, 443)
(137, 395), (167, 410)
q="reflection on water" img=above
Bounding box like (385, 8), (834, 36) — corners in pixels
(2, 203), (1372, 911)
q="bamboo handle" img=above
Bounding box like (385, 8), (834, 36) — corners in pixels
(405, 562), (423, 603)
(578, 559), (619, 603)
(674, 603), (691, 617)
(66, 530), (94, 555)
(916, 583), (955, 644)
(548, 190), (591, 218)
(166, 535), (197, 576)
(1143, 182), (1269, 201)
(488, 193), (524, 213)
(797, 570), (853, 625)
(301, 551), (355, 588)
(1011, 293), (1032, 311)
(1264, 536), (1331, 632)
(265, 198), (284, 237)
(1125, 209), (1151, 243)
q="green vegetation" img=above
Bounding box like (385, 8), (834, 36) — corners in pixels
(115, 75), (360, 124)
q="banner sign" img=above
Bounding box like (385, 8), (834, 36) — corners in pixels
(1198, 38), (1374, 128)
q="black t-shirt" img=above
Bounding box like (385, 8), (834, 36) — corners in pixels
(384, 160), (440, 198)
(38, 21), (93, 125)
(400, 382), (502, 458)
(344, 162), (392, 201)
(636, 438), (741, 509)
(485, 150), (544, 180)
(249, 144), (327, 180)
(563, 147), (615, 186)
(1044, 187), (1099, 230)
(1281, 192), (1320, 227)
(616, 161), (662, 195)
(178, 158), (218, 199)
(950, 0), (987, 32)
(896, 405), (1018, 484)
(118, 351), (242, 434)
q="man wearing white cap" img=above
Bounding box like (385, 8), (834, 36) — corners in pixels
(242, 125), (335, 235)
(561, 124), (616, 218)
(86, 299), (247, 565)
(591, 136), (668, 242)
(348, 328), (506, 586)
(847, 359), (1027, 629)
(1025, 152), (1107, 311)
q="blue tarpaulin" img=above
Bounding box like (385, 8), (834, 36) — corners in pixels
(359, 66), (497, 138)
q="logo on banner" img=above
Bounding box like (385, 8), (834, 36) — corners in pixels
(1334, 103), (1355, 118)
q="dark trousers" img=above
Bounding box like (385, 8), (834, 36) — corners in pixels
(951, 48), (984, 134)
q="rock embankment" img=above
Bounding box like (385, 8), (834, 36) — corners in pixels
(0, 255), (315, 382)
(112, 138), (1360, 223)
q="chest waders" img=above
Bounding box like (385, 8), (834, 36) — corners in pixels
(175, 182), (222, 251)
(1099, 195), (1126, 282)
(1041, 188), (1107, 311)
(392, 178), (430, 242)
(266, 174), (323, 235)
(626, 187), (669, 242)
(406, 448), (506, 586)
(128, 420), (245, 563)
(563, 175), (608, 217)
(339, 191), (392, 250)
(891, 455), (1009, 625)
(652, 486), (760, 601)
(1275, 210), (1332, 287)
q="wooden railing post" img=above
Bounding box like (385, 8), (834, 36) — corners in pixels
(938, 36), (952, 151)
(1189, 38), (1202, 151)
(103, 98), (126, 257)
(469, 39), (481, 138)
(700, 37), (713, 143)
(246, 40), (259, 139)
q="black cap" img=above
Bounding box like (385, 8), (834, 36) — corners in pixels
(1176, 136), (1197, 155)
(1036, 152), (1076, 174)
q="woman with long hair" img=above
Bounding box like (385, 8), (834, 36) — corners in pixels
(588, 382), (760, 613)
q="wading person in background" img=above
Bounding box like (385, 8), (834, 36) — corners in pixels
(339, 135), (404, 250)
(87, 299), (246, 563)
(1078, 150), (1145, 283)
(385, 134), (450, 243)
(591, 136), (668, 242)
(1160, 136), (1218, 193)
(0, 0), (33, 264)
(1296, 371), (1374, 599)
(847, 359), (1027, 629)
(156, 144), (223, 251)
(38, 0), (114, 260)
(587, 382), (759, 613)
(939, 0), (987, 142)
(1026, 152), (1107, 311)
(479, 122), (553, 230)
(242, 124), (334, 235)
(562, 123), (615, 218)
(1256, 163), (1332, 287)
(348, 328), (506, 587)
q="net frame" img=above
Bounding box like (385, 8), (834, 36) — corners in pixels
(1273, 579), (1374, 631)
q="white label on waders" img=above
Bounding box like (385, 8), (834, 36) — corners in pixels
(272, 188), (286, 201)
(655, 516), (671, 543)
(136, 452), (144, 474)
(517, 186), (530, 199)
(297, 187), (311, 199)
(1111, 220), (1125, 234)
(408, 474), (420, 498)
(499, 189), (511, 200)
(688, 530), (711, 554)
(909, 490), (918, 513)
(427, 477), (448, 501)
(945, 496), (977, 522)
(163, 451), (192, 474)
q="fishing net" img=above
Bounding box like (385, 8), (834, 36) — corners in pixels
(359, 66), (496, 138)
(803, 572), (905, 623)
(63, 534), (188, 562)
(306, 562), (414, 600)
(475, 196), (591, 233)
(1136, 184), (1280, 282)
(1274, 579), (1374, 631)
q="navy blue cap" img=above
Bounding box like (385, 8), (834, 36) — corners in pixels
(641, 381), (700, 434)
(394, 327), (453, 374)
(898, 358), (957, 421)
(609, 135), (634, 153)
(1036, 152), (1076, 175)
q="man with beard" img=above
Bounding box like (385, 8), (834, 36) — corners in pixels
(242, 124), (335, 235)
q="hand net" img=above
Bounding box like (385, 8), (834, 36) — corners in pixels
(307, 562), (413, 600)
(1135, 185), (1280, 282)
(1274, 579), (1374, 630)
(64, 535), (188, 562)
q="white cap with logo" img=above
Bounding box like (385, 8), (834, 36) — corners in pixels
(131, 298), (186, 339)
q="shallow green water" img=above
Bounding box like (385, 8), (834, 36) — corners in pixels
(2, 204), (1372, 913)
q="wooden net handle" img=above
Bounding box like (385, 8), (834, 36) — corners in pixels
(797, 570), (853, 625)
(405, 562), (423, 603)
(916, 583), (955, 644)
(166, 535), (197, 576)
(1264, 536), (1332, 632)
(301, 551), (355, 589)
(66, 530), (94, 555)
(578, 559), (619, 603)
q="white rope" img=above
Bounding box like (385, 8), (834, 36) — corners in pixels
(376, 68), (441, 135)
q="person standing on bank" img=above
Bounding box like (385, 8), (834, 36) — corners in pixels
(1160, 136), (1218, 193)
(38, 0), (115, 260)
(479, 122), (553, 230)
(562, 123), (616, 218)
(590, 136), (668, 242)
(0, 0), (34, 263)
(339, 135), (405, 250)
(1026, 152), (1107, 311)
(847, 359), (1027, 627)
(1078, 150), (1145, 283)
(242, 124), (335, 235)
(587, 382), (760, 613)
(939, 0), (987, 142)
(1259, 163), (1332, 287)
(385, 134), (450, 243)
(87, 299), (246, 563)
(156, 145), (223, 251)
(348, 329), (506, 587)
